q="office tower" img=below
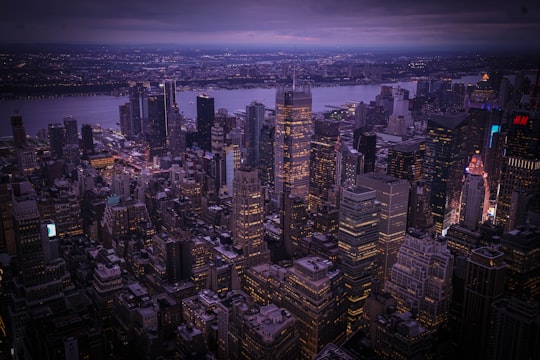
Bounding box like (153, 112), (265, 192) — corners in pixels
(274, 85), (312, 202)
(258, 120), (274, 186)
(167, 105), (186, 156)
(460, 154), (490, 230)
(210, 121), (226, 194)
(355, 101), (368, 129)
(195, 93), (215, 152)
(128, 81), (150, 137)
(489, 297), (540, 360)
(353, 130), (377, 173)
(48, 122), (65, 159)
(313, 204), (340, 236)
(501, 225), (540, 300)
(461, 246), (505, 358)
(81, 123), (94, 155)
(387, 138), (425, 183)
(0, 179), (15, 255)
(232, 166), (269, 268)
(163, 79), (176, 133)
(149, 232), (191, 284)
(425, 112), (469, 235)
(357, 173), (409, 281)
(386, 87), (412, 136)
(280, 257), (347, 359)
(308, 119), (339, 212)
(338, 185), (380, 333)
(11, 113), (26, 147)
(385, 230), (453, 330)
(245, 101), (265, 167)
(281, 193), (309, 259)
(146, 91), (167, 158)
(63, 116), (78, 146)
(111, 174), (132, 202)
(119, 102), (131, 138)
(496, 99), (540, 231)
(408, 181), (434, 233)
(336, 144), (364, 186)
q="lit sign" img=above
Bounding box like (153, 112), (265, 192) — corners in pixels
(47, 223), (57, 238)
(513, 115), (529, 126)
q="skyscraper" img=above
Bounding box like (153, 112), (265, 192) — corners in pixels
(232, 165), (269, 268)
(48, 122), (65, 159)
(81, 124), (94, 155)
(425, 112), (469, 235)
(308, 119), (339, 212)
(387, 138), (425, 183)
(63, 116), (78, 146)
(195, 94), (215, 152)
(461, 246), (505, 358)
(460, 154), (490, 230)
(274, 85), (312, 203)
(495, 99), (540, 230)
(119, 102), (132, 138)
(357, 173), (409, 281)
(146, 91), (167, 158)
(11, 113), (26, 147)
(338, 185), (380, 333)
(245, 101), (265, 167)
(385, 229), (453, 330)
(128, 81), (150, 137)
(353, 130), (377, 174)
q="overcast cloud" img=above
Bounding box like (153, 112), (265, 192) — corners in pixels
(1, 0), (539, 50)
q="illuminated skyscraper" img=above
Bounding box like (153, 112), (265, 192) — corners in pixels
(309, 119), (339, 212)
(425, 112), (469, 235)
(387, 138), (425, 183)
(245, 101), (265, 167)
(195, 93), (215, 152)
(385, 229), (453, 330)
(460, 154), (490, 230)
(232, 166), (269, 268)
(357, 173), (409, 281)
(495, 97), (540, 230)
(338, 185), (380, 333)
(274, 85), (312, 203)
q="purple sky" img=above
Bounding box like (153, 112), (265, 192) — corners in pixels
(1, 0), (539, 50)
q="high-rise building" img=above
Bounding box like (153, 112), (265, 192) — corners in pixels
(460, 154), (490, 230)
(495, 99), (540, 231)
(281, 193), (309, 259)
(425, 112), (469, 235)
(357, 173), (409, 281)
(48, 122), (65, 159)
(195, 93), (215, 152)
(461, 246), (505, 358)
(146, 91), (167, 158)
(81, 124), (94, 156)
(338, 185), (380, 333)
(353, 130), (377, 173)
(232, 166), (269, 268)
(274, 85), (312, 203)
(488, 297), (540, 360)
(11, 113), (26, 147)
(245, 101), (265, 167)
(501, 225), (540, 300)
(385, 229), (453, 330)
(387, 138), (425, 183)
(258, 120), (275, 187)
(128, 81), (150, 137)
(63, 116), (78, 146)
(119, 102), (132, 138)
(309, 119), (339, 212)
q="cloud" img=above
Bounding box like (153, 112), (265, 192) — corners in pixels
(1, 0), (539, 50)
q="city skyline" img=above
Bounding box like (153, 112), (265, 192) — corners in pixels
(1, 0), (540, 51)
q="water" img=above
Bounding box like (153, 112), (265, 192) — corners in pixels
(0, 78), (479, 138)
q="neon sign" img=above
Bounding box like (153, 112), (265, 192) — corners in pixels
(513, 115), (529, 126)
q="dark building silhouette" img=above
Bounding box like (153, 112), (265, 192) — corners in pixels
(11, 113), (26, 147)
(353, 129), (376, 173)
(195, 93), (215, 152)
(128, 81), (150, 137)
(81, 124), (94, 155)
(48, 122), (65, 159)
(63, 116), (78, 146)
(245, 101), (265, 167)
(146, 92), (167, 158)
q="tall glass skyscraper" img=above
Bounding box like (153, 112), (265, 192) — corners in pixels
(195, 93), (215, 152)
(274, 85), (312, 203)
(338, 185), (380, 333)
(245, 101), (265, 167)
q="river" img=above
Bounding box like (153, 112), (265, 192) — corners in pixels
(0, 76), (481, 138)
